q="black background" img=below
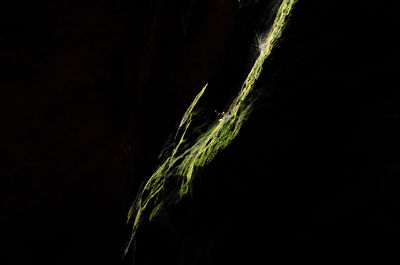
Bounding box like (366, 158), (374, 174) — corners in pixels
(1, 0), (399, 264)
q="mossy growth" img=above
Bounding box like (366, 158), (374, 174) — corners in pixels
(124, 0), (298, 257)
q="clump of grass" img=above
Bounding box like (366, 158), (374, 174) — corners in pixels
(124, 0), (299, 257)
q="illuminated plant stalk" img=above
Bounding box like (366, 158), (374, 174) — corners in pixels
(124, 0), (298, 256)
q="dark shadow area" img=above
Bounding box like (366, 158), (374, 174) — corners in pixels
(1, 0), (399, 264)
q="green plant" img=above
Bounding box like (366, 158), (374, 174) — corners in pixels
(124, 0), (299, 257)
